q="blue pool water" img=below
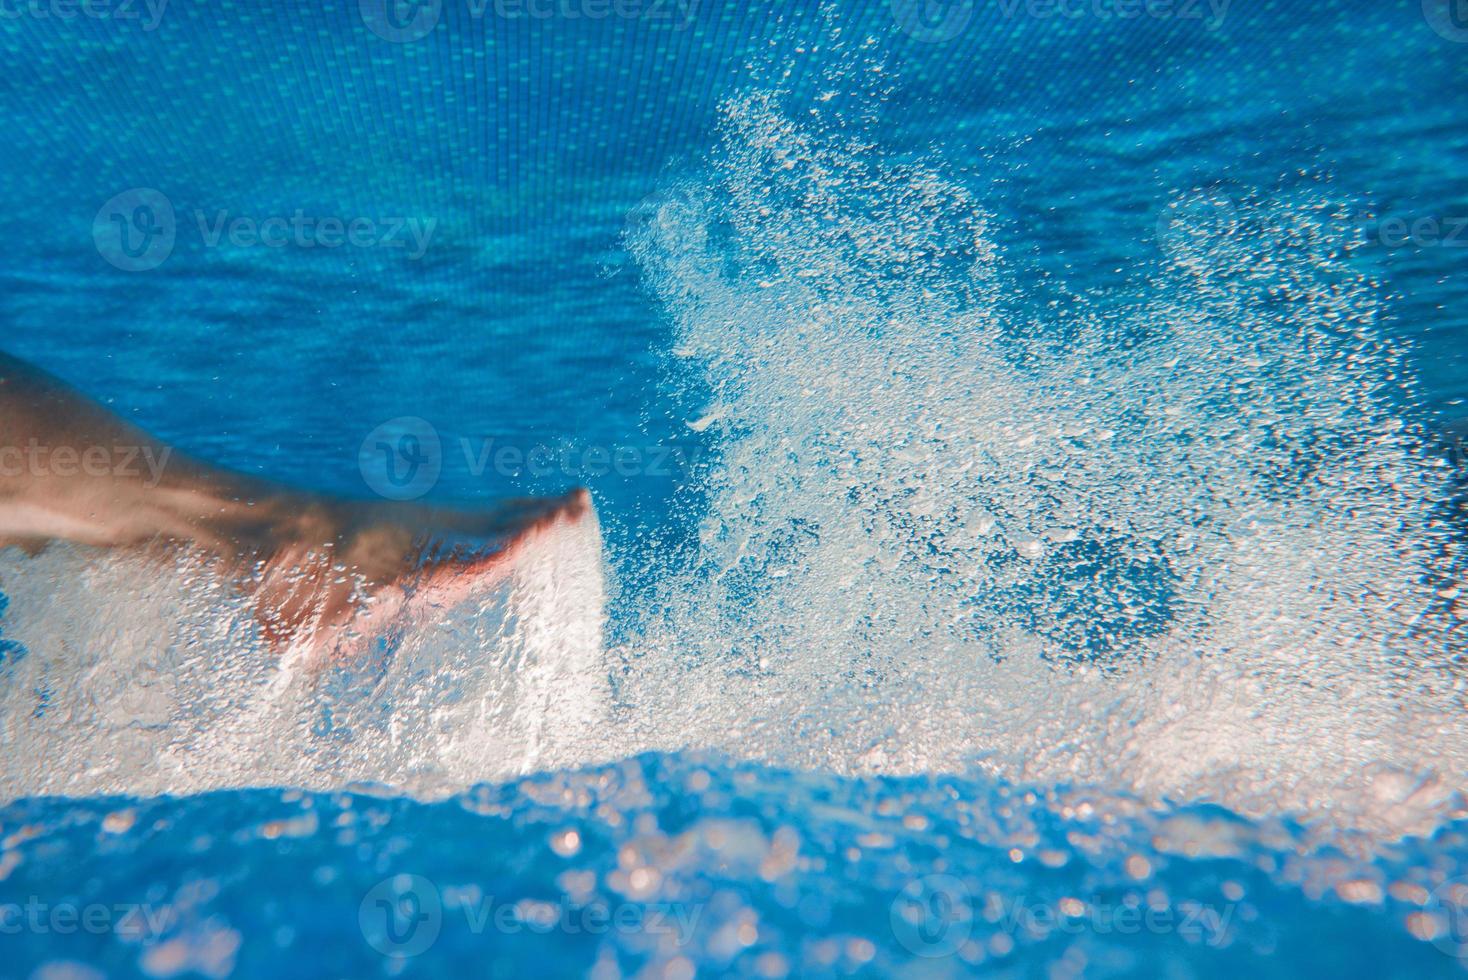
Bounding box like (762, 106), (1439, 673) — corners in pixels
(3, 0), (1468, 976)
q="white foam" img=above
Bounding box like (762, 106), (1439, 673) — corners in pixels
(0, 508), (610, 800)
(610, 81), (1468, 838)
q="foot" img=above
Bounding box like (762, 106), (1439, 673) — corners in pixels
(248, 488), (593, 655)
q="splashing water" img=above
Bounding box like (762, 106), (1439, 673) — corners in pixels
(613, 79), (1467, 837)
(2, 73), (1465, 847)
(0, 511), (608, 800)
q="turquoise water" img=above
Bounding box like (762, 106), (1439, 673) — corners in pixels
(3, 1), (1468, 976)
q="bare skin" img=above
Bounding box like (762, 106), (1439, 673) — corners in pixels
(0, 351), (590, 653)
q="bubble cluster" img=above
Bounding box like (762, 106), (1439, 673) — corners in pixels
(618, 73), (1466, 835)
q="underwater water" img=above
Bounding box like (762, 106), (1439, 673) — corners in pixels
(2, 0), (1468, 976)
